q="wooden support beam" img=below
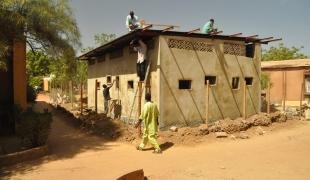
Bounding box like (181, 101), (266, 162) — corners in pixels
(246, 35), (259, 38)
(162, 26), (174, 32)
(211, 30), (223, 35)
(142, 24), (153, 31)
(282, 71), (286, 111)
(145, 23), (180, 28)
(300, 81), (304, 119)
(229, 33), (243, 37)
(261, 38), (282, 43)
(187, 28), (200, 34)
(259, 37), (274, 41)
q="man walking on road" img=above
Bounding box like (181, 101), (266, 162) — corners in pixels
(135, 93), (161, 154)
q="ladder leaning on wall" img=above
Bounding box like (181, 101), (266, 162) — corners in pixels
(128, 60), (152, 132)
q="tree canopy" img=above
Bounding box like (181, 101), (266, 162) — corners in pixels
(262, 43), (308, 61)
(0, 0), (81, 70)
(81, 33), (116, 53)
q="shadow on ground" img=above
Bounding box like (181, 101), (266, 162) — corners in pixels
(0, 100), (119, 178)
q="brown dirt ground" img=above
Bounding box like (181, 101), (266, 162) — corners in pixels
(1, 94), (310, 180)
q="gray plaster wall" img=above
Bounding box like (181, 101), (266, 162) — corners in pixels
(87, 38), (160, 121)
(158, 35), (261, 128)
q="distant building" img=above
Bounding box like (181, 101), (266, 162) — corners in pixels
(79, 29), (263, 128)
(262, 59), (310, 107)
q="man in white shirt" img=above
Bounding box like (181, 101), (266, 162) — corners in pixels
(130, 38), (147, 81)
(126, 11), (141, 31)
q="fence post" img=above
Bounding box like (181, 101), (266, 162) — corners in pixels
(267, 82), (270, 114)
(80, 83), (83, 115)
(95, 79), (98, 113)
(243, 80), (247, 119)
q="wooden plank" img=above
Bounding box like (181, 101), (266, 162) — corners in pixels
(80, 83), (83, 115)
(145, 23), (180, 28)
(137, 81), (142, 137)
(187, 28), (200, 34)
(300, 81), (304, 119)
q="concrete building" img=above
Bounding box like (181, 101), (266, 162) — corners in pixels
(79, 29), (263, 128)
(262, 59), (310, 107)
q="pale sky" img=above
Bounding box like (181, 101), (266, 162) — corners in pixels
(70, 0), (310, 55)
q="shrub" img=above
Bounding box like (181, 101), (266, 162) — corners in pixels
(15, 109), (52, 147)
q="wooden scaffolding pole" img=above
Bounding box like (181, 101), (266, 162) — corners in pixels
(95, 79), (98, 113)
(300, 82), (304, 119)
(205, 80), (210, 124)
(137, 81), (143, 136)
(243, 80), (247, 119)
(282, 71), (286, 111)
(267, 82), (271, 114)
(80, 83), (83, 115)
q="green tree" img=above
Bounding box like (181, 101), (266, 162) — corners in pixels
(26, 51), (52, 88)
(0, 0), (81, 70)
(262, 43), (308, 61)
(81, 33), (116, 53)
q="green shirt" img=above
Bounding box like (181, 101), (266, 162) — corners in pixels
(139, 101), (159, 133)
(202, 21), (213, 34)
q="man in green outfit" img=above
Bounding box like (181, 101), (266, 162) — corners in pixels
(135, 93), (161, 154)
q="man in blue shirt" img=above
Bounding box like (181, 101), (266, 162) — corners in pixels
(202, 19), (217, 34)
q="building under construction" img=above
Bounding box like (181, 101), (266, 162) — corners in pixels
(79, 28), (278, 129)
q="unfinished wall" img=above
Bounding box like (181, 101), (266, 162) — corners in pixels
(264, 69), (305, 106)
(159, 35), (261, 128)
(87, 38), (159, 121)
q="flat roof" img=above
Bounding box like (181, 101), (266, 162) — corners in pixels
(261, 59), (310, 69)
(78, 29), (267, 60)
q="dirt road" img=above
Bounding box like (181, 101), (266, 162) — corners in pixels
(2, 95), (310, 180)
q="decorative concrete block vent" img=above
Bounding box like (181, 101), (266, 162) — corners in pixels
(168, 38), (213, 52)
(224, 43), (246, 56)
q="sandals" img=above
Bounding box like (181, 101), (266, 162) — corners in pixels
(153, 149), (162, 154)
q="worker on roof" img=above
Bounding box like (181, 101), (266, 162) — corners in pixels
(130, 38), (147, 81)
(126, 11), (141, 31)
(202, 18), (217, 34)
(135, 93), (162, 154)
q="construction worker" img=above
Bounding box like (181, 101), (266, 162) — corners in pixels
(102, 80), (115, 115)
(126, 11), (141, 31)
(202, 18), (217, 34)
(130, 38), (147, 81)
(135, 93), (161, 154)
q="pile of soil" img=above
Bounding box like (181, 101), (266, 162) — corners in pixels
(57, 104), (293, 146)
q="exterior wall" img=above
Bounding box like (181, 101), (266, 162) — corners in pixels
(263, 68), (306, 106)
(87, 38), (159, 121)
(13, 39), (27, 110)
(159, 35), (261, 128)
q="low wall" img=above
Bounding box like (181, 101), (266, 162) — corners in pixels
(0, 145), (49, 167)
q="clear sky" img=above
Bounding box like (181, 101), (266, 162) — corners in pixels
(70, 0), (310, 55)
